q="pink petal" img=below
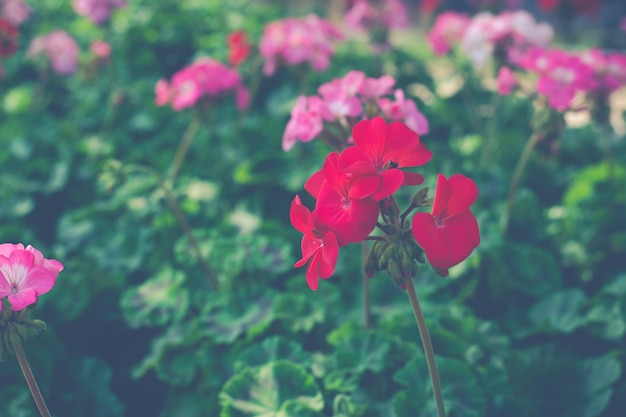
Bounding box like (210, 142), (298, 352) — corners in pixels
(23, 266), (57, 296)
(8, 287), (37, 311)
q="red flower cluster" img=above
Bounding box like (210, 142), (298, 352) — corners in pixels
(0, 18), (18, 58)
(227, 30), (252, 66)
(290, 116), (480, 290)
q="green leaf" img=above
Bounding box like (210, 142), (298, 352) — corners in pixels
(530, 289), (588, 333)
(120, 267), (189, 328)
(203, 296), (275, 344)
(220, 361), (324, 417)
(393, 353), (487, 417)
(235, 336), (309, 371)
(332, 332), (393, 375)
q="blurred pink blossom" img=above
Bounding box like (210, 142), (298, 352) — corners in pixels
(28, 30), (80, 75)
(344, 0), (409, 31)
(1, 0), (30, 26)
(521, 47), (596, 110)
(497, 66), (517, 95)
(427, 12), (471, 55)
(430, 10), (553, 69)
(378, 89), (429, 135)
(282, 96), (333, 151)
(282, 70), (430, 151)
(90, 40), (111, 59)
(260, 14), (343, 76)
(73, 0), (126, 24)
(0, 243), (63, 312)
(318, 71), (365, 119)
(579, 49), (626, 95)
(155, 58), (249, 111)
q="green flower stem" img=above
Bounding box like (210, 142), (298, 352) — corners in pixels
(13, 343), (52, 417)
(126, 165), (220, 291)
(406, 277), (446, 417)
(167, 116), (202, 185)
(503, 132), (541, 236)
(361, 241), (372, 330)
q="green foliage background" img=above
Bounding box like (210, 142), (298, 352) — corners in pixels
(1, 1), (625, 416)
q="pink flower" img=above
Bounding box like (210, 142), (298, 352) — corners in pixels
(155, 58), (249, 111)
(378, 89), (429, 135)
(282, 96), (332, 151)
(579, 49), (626, 94)
(521, 48), (597, 110)
(90, 40), (111, 59)
(0, 243), (63, 311)
(359, 74), (396, 100)
(260, 14), (343, 76)
(73, 0), (127, 24)
(318, 70), (365, 120)
(1, 0), (30, 26)
(497, 66), (517, 95)
(344, 0), (409, 32)
(28, 30), (80, 75)
(427, 11), (470, 55)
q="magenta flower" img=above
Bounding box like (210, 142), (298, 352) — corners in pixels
(28, 30), (80, 75)
(378, 89), (429, 135)
(496, 66), (517, 95)
(1, 0), (31, 26)
(260, 14), (343, 76)
(344, 0), (409, 32)
(155, 58), (249, 111)
(0, 243), (63, 311)
(427, 11), (470, 55)
(521, 48), (597, 111)
(318, 71), (365, 120)
(282, 95), (333, 151)
(90, 40), (111, 59)
(73, 0), (127, 24)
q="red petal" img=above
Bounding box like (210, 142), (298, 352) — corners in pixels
(398, 141), (433, 168)
(432, 174), (478, 220)
(384, 121), (420, 163)
(338, 147), (376, 175)
(351, 116), (387, 159)
(372, 169), (404, 200)
(348, 175), (380, 199)
(402, 172), (425, 186)
(349, 198), (380, 242)
(304, 170), (325, 199)
(306, 251), (322, 290)
(290, 195), (312, 234)
(412, 209), (479, 270)
(319, 231), (339, 278)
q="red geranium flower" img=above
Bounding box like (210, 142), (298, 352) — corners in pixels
(227, 30), (252, 66)
(411, 174), (480, 276)
(0, 19), (18, 58)
(308, 152), (379, 246)
(290, 195), (339, 291)
(339, 116), (432, 201)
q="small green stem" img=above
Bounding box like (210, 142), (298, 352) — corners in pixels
(167, 116), (202, 185)
(361, 241), (371, 329)
(503, 132), (541, 236)
(406, 277), (446, 417)
(126, 165), (220, 291)
(13, 343), (52, 417)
